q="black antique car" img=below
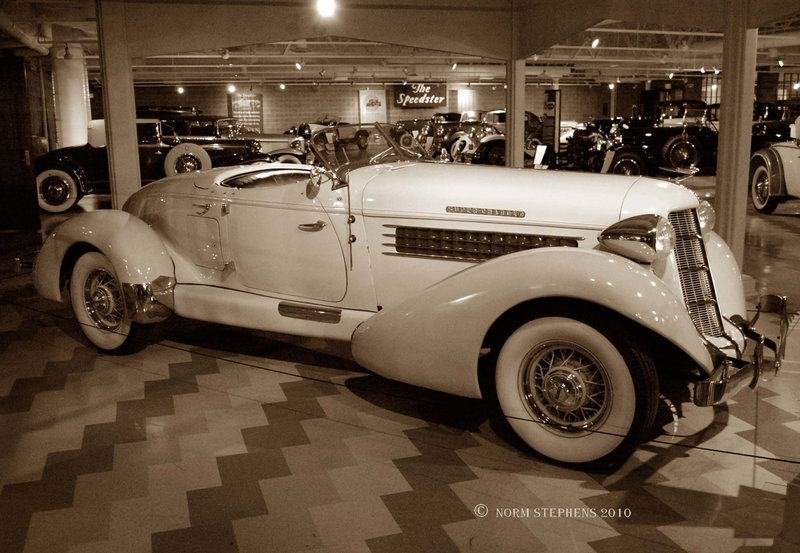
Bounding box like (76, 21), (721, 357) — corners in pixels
(34, 119), (272, 212)
(469, 110), (545, 165)
(606, 101), (718, 175)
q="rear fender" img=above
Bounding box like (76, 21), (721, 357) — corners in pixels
(36, 155), (89, 193)
(751, 148), (787, 196)
(34, 210), (175, 319)
(352, 247), (713, 399)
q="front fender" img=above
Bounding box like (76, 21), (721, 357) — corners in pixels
(479, 134), (505, 145)
(352, 248), (712, 399)
(751, 147), (787, 196)
(34, 210), (175, 311)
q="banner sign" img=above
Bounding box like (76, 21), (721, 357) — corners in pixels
(393, 83), (446, 108)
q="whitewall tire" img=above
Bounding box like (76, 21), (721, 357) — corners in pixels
(36, 169), (81, 212)
(750, 163), (779, 214)
(70, 252), (135, 351)
(495, 317), (657, 465)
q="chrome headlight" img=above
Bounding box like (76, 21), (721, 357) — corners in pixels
(290, 137), (305, 151)
(697, 200), (715, 233)
(599, 214), (676, 263)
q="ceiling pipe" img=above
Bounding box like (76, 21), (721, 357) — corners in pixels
(0, 9), (49, 55)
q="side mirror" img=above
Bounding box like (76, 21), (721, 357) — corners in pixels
(309, 166), (346, 196)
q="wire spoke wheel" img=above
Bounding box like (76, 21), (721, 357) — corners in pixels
(83, 268), (125, 330)
(522, 343), (610, 433)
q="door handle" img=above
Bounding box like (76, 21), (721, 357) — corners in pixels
(298, 220), (327, 232)
(193, 203), (211, 215)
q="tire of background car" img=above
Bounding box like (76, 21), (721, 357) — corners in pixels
(749, 161), (780, 214)
(661, 134), (702, 169)
(70, 251), (147, 352)
(451, 136), (470, 160)
(494, 316), (658, 465)
(609, 152), (645, 175)
(163, 143), (213, 176)
(274, 153), (303, 164)
(484, 142), (506, 166)
(356, 131), (369, 150)
(36, 168), (82, 213)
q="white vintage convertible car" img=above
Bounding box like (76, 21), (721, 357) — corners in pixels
(33, 123), (784, 466)
(750, 118), (800, 213)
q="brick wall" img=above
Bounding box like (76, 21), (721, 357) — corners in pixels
(99, 83), (620, 131)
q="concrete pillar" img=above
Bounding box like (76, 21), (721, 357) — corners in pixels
(96, 0), (141, 209)
(505, 58), (526, 168)
(51, 43), (89, 148)
(609, 85), (617, 119)
(714, 0), (758, 265)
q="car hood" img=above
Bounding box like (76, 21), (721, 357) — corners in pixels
(355, 162), (698, 229)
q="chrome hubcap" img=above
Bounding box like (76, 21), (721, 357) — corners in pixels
(672, 143), (696, 166)
(521, 343), (610, 432)
(83, 269), (124, 330)
(41, 176), (70, 205)
(176, 154), (200, 173)
(754, 171), (769, 204)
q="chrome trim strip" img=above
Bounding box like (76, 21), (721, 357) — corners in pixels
(278, 302), (342, 324)
(445, 206), (526, 218)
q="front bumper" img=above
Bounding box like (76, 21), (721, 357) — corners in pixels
(694, 294), (788, 406)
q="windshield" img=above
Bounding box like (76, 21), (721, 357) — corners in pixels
(309, 123), (431, 174)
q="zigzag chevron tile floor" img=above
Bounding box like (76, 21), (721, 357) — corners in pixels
(1, 199), (799, 553)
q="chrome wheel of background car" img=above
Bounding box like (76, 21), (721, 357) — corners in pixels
(164, 143), (213, 177)
(662, 136), (701, 169)
(610, 153), (644, 175)
(750, 163), (779, 214)
(69, 252), (137, 351)
(495, 316), (658, 465)
(36, 168), (81, 212)
(175, 153), (200, 173)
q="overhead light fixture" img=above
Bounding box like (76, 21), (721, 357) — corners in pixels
(616, 76), (621, 83)
(779, 59), (784, 67)
(794, 82), (800, 90)
(319, 67), (326, 77)
(296, 62), (302, 70)
(403, 80), (407, 85)
(63, 44), (72, 60)
(177, 86), (184, 94)
(279, 83), (286, 90)
(668, 72), (674, 79)
(317, 0), (336, 17)
(402, 67), (409, 75)
(227, 84), (236, 93)
(608, 83), (615, 90)
(714, 66), (720, 74)
(452, 62), (457, 70)
(591, 38), (600, 48)
(700, 66), (705, 73)
(222, 49), (230, 60)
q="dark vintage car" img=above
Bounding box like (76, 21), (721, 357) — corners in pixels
(605, 101), (719, 175)
(285, 117), (370, 150)
(34, 118), (272, 212)
(607, 101), (793, 176)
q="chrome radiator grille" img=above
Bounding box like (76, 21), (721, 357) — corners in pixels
(385, 225), (579, 262)
(668, 209), (725, 337)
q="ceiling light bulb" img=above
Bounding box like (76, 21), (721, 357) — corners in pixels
(700, 66), (705, 73)
(222, 49), (230, 60)
(714, 67), (720, 74)
(280, 83), (286, 90)
(609, 83), (615, 89)
(319, 68), (326, 77)
(296, 62), (302, 70)
(177, 86), (184, 94)
(317, 0), (336, 17)
(227, 84), (236, 93)
(668, 72), (674, 79)
(591, 38), (600, 48)
(452, 62), (457, 70)
(778, 59), (784, 67)
(794, 82), (800, 90)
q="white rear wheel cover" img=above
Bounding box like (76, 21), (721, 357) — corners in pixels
(495, 317), (636, 464)
(36, 169), (80, 213)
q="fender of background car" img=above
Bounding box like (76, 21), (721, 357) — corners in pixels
(478, 134), (505, 145)
(259, 147), (304, 163)
(351, 247), (713, 400)
(34, 153), (89, 193)
(751, 146), (787, 197)
(33, 210), (175, 311)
